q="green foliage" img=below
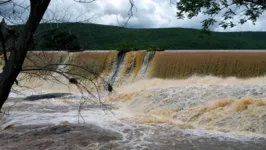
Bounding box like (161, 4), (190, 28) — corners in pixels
(36, 28), (81, 51)
(146, 45), (165, 51)
(118, 41), (136, 51)
(30, 23), (266, 50)
(177, 0), (266, 31)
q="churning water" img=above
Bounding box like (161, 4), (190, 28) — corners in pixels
(1, 51), (266, 149)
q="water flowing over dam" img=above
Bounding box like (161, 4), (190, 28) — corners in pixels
(20, 50), (266, 85)
(2, 50), (266, 149)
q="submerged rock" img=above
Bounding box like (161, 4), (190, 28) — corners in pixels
(24, 93), (72, 101)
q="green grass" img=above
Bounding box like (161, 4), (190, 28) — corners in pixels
(30, 23), (266, 50)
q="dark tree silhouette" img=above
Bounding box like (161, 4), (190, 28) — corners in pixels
(0, 0), (51, 109)
(176, 0), (266, 31)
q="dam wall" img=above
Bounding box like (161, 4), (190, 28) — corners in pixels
(2, 50), (266, 86)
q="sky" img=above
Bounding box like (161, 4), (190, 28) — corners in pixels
(2, 0), (266, 31)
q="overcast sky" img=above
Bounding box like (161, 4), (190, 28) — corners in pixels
(3, 0), (266, 31)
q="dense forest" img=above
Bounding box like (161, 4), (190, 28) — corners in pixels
(27, 23), (266, 51)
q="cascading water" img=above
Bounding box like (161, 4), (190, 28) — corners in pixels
(2, 50), (266, 150)
(109, 51), (127, 85)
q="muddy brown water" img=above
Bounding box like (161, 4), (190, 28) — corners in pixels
(2, 74), (266, 149)
(1, 97), (266, 150)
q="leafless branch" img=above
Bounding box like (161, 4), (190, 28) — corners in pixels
(122, 0), (137, 27)
(0, 0), (12, 5)
(73, 0), (96, 3)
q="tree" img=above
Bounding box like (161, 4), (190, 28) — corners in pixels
(0, 0), (51, 110)
(0, 0), (135, 110)
(176, 0), (266, 31)
(36, 28), (81, 51)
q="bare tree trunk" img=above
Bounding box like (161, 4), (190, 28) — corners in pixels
(0, 0), (51, 109)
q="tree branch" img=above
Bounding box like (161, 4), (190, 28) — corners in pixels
(0, 0), (11, 5)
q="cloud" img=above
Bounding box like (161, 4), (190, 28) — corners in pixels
(0, 0), (30, 24)
(1, 0), (266, 31)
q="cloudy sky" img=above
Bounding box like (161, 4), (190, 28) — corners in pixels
(3, 0), (266, 31)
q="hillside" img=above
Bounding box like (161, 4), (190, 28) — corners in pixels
(32, 23), (266, 50)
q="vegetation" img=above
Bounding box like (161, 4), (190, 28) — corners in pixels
(31, 23), (266, 51)
(36, 29), (81, 51)
(177, 0), (266, 31)
(0, 0), (120, 109)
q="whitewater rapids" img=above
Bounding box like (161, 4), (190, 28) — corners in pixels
(1, 76), (266, 149)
